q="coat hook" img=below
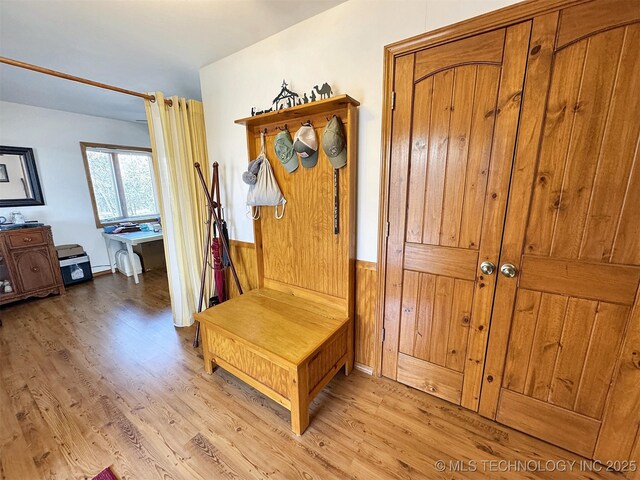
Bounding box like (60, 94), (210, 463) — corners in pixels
(263, 128), (267, 135)
(302, 120), (312, 126)
(276, 124), (288, 131)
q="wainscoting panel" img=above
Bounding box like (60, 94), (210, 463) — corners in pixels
(354, 260), (377, 370)
(226, 240), (259, 298)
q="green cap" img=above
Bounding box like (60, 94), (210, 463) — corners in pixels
(322, 116), (347, 169)
(274, 129), (298, 173)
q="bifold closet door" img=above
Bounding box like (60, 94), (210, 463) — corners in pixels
(480, 0), (640, 460)
(381, 22), (531, 411)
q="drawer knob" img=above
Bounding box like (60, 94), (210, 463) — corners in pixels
(23, 237), (33, 242)
(31, 266), (40, 272)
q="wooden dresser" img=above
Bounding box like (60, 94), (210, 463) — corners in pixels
(0, 226), (65, 307)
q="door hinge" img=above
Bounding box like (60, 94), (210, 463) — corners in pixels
(381, 328), (386, 342)
(385, 220), (390, 238)
(391, 91), (396, 111)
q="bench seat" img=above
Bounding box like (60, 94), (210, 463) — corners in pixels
(195, 288), (353, 434)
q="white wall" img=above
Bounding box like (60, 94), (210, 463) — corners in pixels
(0, 101), (150, 272)
(200, 0), (518, 262)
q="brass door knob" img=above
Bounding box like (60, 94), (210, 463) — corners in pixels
(500, 263), (518, 278)
(480, 261), (496, 275)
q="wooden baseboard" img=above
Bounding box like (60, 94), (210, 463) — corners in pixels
(354, 362), (374, 375)
(92, 269), (113, 278)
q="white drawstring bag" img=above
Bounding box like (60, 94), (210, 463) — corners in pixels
(246, 132), (286, 219)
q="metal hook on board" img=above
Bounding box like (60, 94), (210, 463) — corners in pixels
(276, 124), (288, 131)
(301, 120), (312, 126)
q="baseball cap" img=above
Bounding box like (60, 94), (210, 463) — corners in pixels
(293, 124), (318, 168)
(274, 129), (298, 173)
(322, 116), (347, 169)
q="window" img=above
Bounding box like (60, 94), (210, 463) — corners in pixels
(80, 142), (159, 227)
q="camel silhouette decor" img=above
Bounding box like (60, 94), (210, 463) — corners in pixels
(314, 83), (333, 99)
(250, 80), (334, 116)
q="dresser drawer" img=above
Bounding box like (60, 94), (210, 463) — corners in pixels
(6, 230), (47, 249)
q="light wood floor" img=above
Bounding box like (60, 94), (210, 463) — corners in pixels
(0, 271), (627, 480)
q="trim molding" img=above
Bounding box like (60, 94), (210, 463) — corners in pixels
(385, 0), (591, 55)
(356, 260), (377, 271)
(354, 362), (374, 376)
(79, 141), (154, 229)
(228, 239), (255, 249)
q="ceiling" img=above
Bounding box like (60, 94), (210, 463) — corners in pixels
(0, 0), (344, 122)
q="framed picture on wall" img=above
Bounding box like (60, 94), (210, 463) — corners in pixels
(0, 164), (8, 182)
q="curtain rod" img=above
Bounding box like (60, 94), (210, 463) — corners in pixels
(0, 56), (173, 106)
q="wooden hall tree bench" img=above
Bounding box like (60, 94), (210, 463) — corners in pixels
(196, 96), (359, 434)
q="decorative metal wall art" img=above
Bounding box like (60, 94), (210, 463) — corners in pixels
(250, 80), (333, 116)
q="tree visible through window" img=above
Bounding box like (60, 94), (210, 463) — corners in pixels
(81, 143), (159, 227)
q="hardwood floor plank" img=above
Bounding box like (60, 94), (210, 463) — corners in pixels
(0, 271), (623, 479)
(0, 375), (42, 480)
(2, 374), (77, 480)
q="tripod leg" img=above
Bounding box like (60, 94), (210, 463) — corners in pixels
(193, 321), (201, 348)
(193, 225), (212, 348)
(193, 170), (216, 349)
(194, 163), (243, 295)
(193, 229), (209, 349)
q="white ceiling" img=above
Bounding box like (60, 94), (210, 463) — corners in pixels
(0, 0), (344, 122)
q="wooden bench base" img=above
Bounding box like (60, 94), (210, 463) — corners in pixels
(196, 288), (353, 434)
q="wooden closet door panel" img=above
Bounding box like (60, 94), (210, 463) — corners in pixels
(479, 12), (560, 419)
(481, 0), (640, 460)
(382, 22), (531, 411)
(525, 27), (628, 258)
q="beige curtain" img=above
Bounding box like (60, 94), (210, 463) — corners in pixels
(144, 92), (212, 327)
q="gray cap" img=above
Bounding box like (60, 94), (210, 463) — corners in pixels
(274, 129), (298, 173)
(293, 124), (318, 168)
(322, 116), (347, 169)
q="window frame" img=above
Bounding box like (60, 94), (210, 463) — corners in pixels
(80, 142), (159, 228)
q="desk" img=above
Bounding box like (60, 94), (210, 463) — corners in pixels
(102, 231), (163, 284)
